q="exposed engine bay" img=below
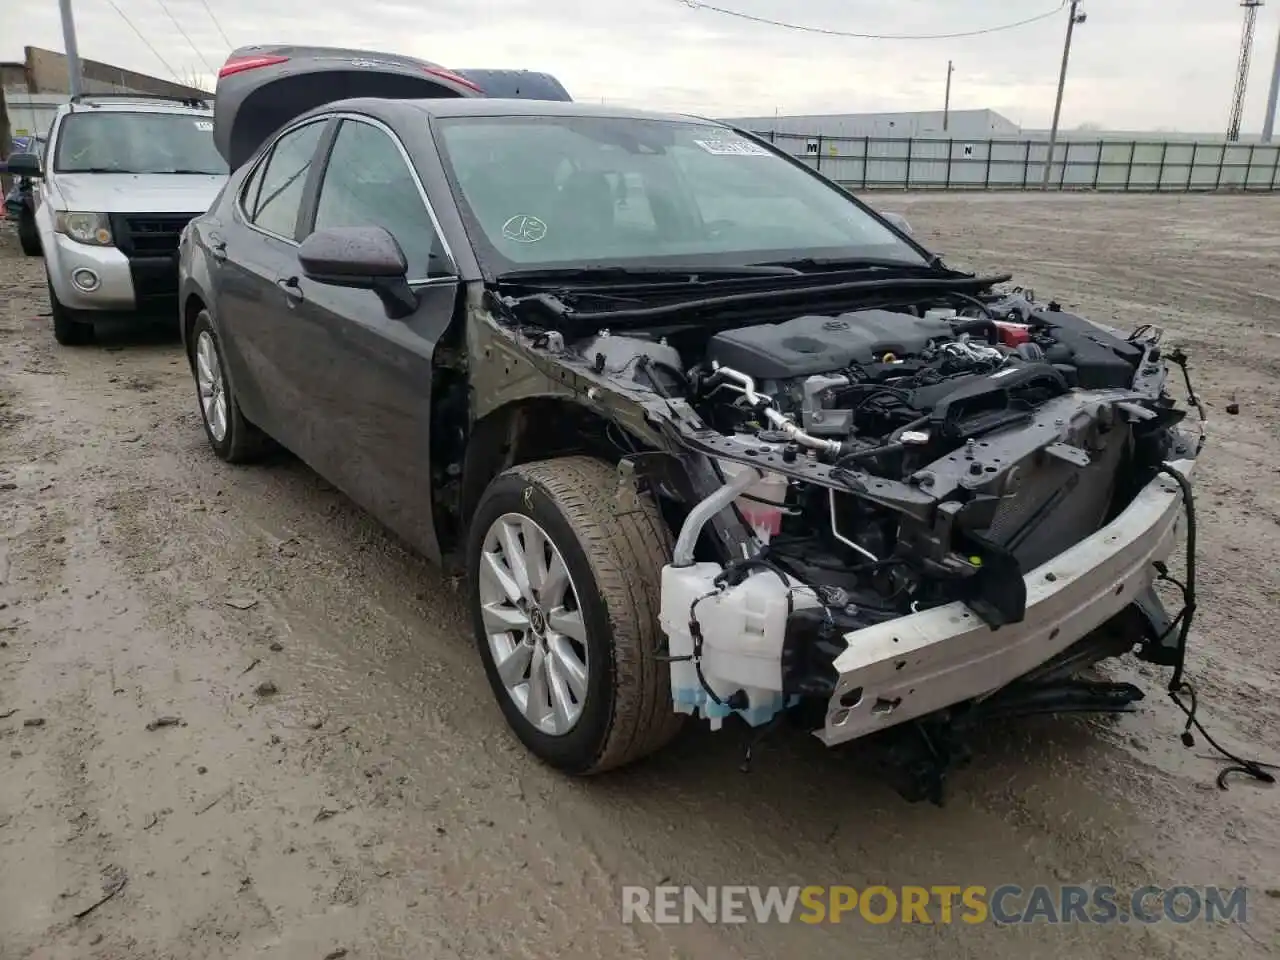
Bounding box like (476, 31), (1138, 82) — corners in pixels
(506, 283), (1201, 783)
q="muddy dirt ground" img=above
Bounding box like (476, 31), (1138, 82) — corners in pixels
(1, 194), (1277, 960)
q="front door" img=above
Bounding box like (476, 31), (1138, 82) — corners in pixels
(280, 116), (461, 559)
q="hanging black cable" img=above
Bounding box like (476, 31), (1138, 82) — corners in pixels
(101, 0), (181, 81)
(1156, 463), (1275, 790)
(676, 0), (1067, 41)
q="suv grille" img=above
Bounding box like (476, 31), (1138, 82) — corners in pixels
(111, 213), (198, 258)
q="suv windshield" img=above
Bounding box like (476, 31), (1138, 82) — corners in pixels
(53, 111), (226, 175)
(432, 115), (926, 275)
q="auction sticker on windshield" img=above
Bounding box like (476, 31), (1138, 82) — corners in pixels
(693, 138), (771, 157)
(195, 121), (213, 131)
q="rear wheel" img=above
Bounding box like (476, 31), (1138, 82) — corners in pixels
(189, 309), (272, 463)
(467, 456), (683, 775)
(48, 277), (94, 346)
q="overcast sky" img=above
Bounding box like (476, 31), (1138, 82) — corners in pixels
(6, 0), (1280, 132)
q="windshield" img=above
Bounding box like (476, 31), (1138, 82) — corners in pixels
(53, 111), (227, 175)
(432, 115), (927, 275)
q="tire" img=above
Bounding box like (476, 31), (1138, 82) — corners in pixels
(467, 456), (684, 775)
(189, 308), (273, 463)
(48, 277), (94, 346)
(18, 214), (41, 257)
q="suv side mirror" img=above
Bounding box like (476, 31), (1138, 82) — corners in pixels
(298, 226), (416, 319)
(5, 153), (41, 178)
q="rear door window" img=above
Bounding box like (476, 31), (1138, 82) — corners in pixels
(246, 121), (326, 240)
(311, 119), (451, 280)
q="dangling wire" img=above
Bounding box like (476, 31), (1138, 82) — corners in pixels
(1157, 464), (1275, 790)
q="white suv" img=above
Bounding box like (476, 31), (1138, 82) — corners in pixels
(8, 94), (228, 345)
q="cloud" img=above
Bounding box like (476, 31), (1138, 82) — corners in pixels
(5, 0), (1279, 133)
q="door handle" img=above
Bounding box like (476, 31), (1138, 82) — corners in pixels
(276, 276), (303, 302)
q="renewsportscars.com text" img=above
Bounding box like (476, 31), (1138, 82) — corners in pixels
(621, 884), (1250, 926)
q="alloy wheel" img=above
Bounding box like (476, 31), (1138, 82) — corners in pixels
(477, 512), (590, 736)
(195, 330), (228, 442)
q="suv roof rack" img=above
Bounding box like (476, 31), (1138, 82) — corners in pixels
(68, 92), (210, 110)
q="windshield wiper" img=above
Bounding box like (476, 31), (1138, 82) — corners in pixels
(496, 264), (803, 285)
(158, 168), (222, 175)
(751, 256), (948, 274)
(519, 271), (1013, 327)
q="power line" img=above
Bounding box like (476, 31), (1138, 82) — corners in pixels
(194, 0), (233, 50)
(99, 0), (180, 80)
(676, 0), (1068, 40)
(154, 0), (216, 74)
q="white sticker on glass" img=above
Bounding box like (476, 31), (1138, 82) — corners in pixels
(693, 138), (771, 157)
(195, 120), (213, 132)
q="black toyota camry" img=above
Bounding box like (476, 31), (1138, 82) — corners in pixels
(177, 46), (1199, 798)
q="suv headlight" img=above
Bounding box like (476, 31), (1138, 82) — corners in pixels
(54, 211), (113, 246)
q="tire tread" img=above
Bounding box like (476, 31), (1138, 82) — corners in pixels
(506, 456), (683, 773)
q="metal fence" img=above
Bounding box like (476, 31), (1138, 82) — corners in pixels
(754, 131), (1280, 192)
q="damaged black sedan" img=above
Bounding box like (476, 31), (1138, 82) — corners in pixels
(179, 78), (1201, 795)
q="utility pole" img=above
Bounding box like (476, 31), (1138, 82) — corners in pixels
(1041, 0), (1087, 190)
(58, 0), (84, 97)
(943, 60), (954, 132)
(1263, 21), (1280, 143)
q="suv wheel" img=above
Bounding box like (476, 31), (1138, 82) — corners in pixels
(189, 308), (273, 463)
(18, 213), (41, 257)
(467, 456), (683, 775)
(48, 277), (94, 346)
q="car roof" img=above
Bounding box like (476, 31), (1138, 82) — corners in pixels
(334, 97), (719, 125)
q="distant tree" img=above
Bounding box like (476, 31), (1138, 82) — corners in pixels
(1075, 121), (1104, 131)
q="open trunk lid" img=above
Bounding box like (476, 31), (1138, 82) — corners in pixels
(213, 44), (484, 169)
(453, 69), (572, 101)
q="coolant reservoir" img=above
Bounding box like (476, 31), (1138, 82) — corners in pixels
(717, 459), (789, 544)
(659, 563), (821, 728)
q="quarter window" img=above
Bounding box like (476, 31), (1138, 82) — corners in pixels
(247, 121), (326, 239)
(313, 120), (449, 279)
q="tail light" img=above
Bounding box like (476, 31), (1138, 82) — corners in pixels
(215, 53), (484, 93)
(218, 54), (290, 79)
(423, 65), (484, 93)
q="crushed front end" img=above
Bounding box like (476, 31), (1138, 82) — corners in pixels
(637, 290), (1201, 755)
(489, 278), (1202, 787)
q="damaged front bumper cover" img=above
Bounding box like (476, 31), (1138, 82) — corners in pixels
(816, 458), (1194, 748)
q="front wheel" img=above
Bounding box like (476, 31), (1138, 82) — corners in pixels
(18, 214), (41, 257)
(467, 456), (683, 775)
(48, 277), (93, 346)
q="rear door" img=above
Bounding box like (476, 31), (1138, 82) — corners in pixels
(282, 115), (461, 559)
(214, 116), (332, 451)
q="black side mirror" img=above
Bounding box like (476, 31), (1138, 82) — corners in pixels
(298, 225), (417, 319)
(6, 153), (41, 178)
